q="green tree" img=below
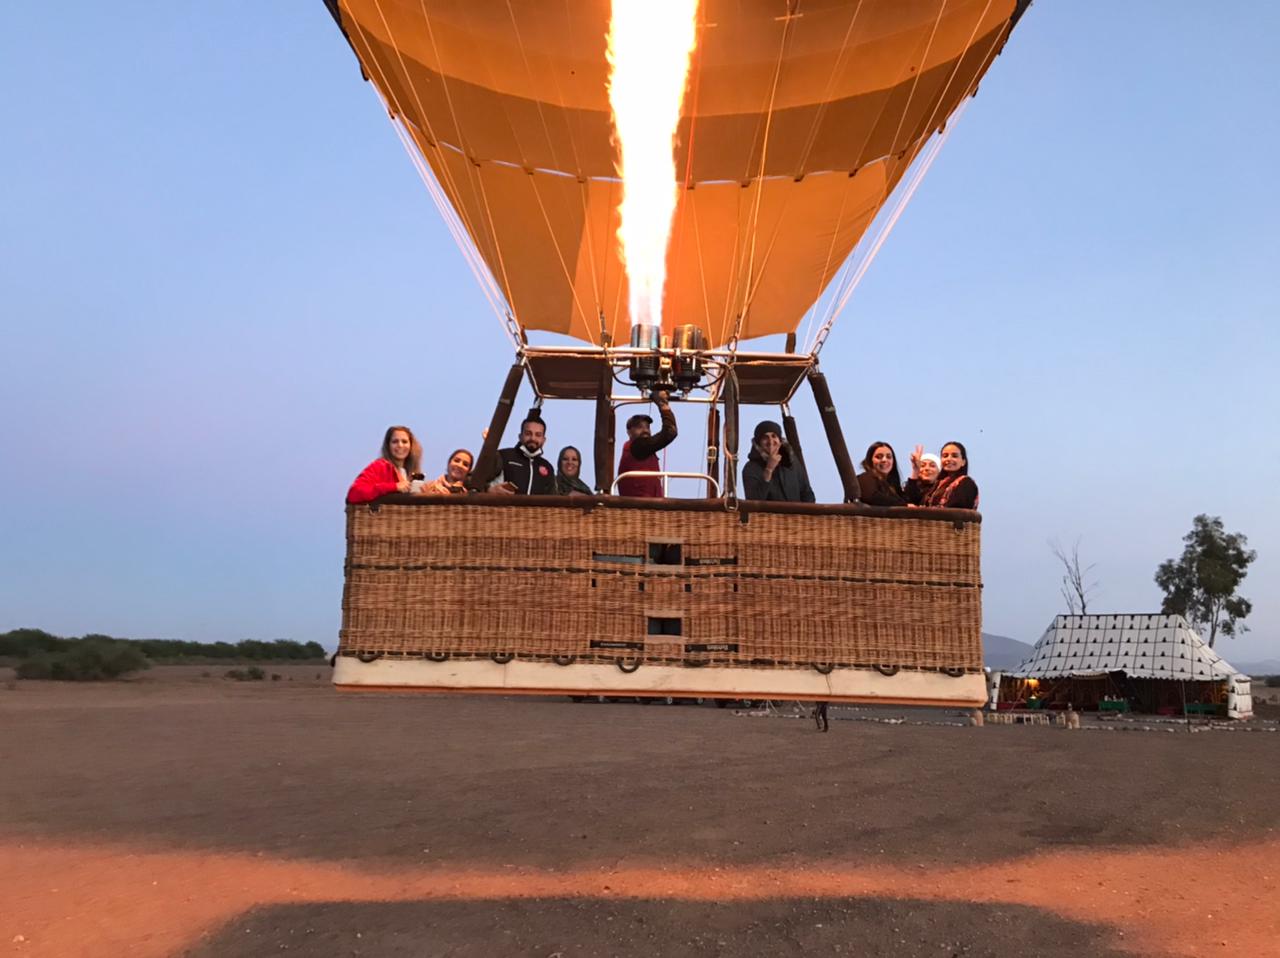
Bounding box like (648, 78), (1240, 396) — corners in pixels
(1154, 515), (1255, 647)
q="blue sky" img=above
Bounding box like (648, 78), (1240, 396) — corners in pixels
(2, 2), (1276, 664)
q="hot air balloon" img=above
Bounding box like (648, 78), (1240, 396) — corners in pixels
(325, 0), (1030, 706)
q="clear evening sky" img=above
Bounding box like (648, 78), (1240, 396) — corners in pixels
(2, 3), (1276, 663)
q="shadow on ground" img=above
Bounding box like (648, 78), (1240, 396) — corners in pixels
(185, 896), (1128, 958)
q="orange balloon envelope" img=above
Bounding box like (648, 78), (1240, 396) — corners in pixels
(324, 0), (1027, 348)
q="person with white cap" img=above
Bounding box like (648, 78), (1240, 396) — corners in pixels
(904, 447), (942, 506)
(742, 420), (815, 502)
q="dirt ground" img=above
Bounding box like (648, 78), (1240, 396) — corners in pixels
(1, 666), (1277, 958)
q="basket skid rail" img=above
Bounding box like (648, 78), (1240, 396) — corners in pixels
(338, 495), (984, 707)
(334, 656), (986, 707)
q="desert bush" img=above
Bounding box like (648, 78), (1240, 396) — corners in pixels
(3, 629), (327, 663)
(16, 639), (151, 681)
(224, 666), (266, 681)
(0, 628), (68, 658)
(136, 638), (326, 661)
(271, 673), (281, 681)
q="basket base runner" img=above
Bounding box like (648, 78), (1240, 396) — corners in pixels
(333, 657), (986, 707)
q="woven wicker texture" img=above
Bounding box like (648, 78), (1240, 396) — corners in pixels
(340, 499), (982, 672)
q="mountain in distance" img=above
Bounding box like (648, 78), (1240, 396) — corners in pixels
(982, 632), (1035, 670)
(1231, 658), (1280, 677)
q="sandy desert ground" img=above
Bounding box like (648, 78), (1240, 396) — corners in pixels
(1, 665), (1277, 957)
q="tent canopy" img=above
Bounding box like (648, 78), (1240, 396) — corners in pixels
(1006, 614), (1248, 683)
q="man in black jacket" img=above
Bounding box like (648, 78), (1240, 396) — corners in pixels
(490, 416), (556, 495)
(742, 420), (815, 502)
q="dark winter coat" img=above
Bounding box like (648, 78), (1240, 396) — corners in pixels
(496, 446), (557, 495)
(856, 471), (907, 507)
(742, 444), (815, 502)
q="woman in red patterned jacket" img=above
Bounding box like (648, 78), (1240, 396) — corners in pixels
(921, 441), (979, 510)
(346, 425), (424, 504)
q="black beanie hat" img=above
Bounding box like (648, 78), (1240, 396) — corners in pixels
(753, 420), (783, 443)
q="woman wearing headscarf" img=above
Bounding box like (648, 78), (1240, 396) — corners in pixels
(856, 441), (906, 507)
(921, 441), (980, 510)
(555, 446), (594, 496)
(423, 449), (473, 495)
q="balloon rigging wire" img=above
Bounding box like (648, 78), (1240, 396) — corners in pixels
(725, 7), (799, 355)
(809, 108), (958, 357)
(805, 0), (953, 354)
(364, 0), (518, 339)
(389, 115), (521, 348)
(796, 1), (866, 352)
(802, 0), (952, 354)
(885, 0), (949, 163)
(794, 0), (866, 175)
(408, 0), (524, 342)
(350, 6), (520, 348)
(501, 0), (603, 346)
(806, 0), (1004, 356)
(369, 0), (488, 258)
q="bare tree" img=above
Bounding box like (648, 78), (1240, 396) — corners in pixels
(1050, 538), (1098, 615)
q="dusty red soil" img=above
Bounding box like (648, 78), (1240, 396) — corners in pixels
(1, 666), (1277, 957)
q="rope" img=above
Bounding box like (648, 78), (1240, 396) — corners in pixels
(503, 0), (603, 344)
(886, 0), (949, 158)
(809, 117), (957, 356)
(723, 3), (799, 353)
(793, 1), (866, 176)
(411, 0), (524, 336)
(349, 7), (519, 347)
(808, 3), (1012, 356)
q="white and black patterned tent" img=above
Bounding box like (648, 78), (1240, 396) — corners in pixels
(1002, 614), (1253, 718)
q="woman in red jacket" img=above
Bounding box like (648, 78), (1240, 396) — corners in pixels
(921, 441), (980, 510)
(346, 425), (423, 504)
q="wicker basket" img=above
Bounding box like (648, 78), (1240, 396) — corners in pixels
(337, 495), (982, 702)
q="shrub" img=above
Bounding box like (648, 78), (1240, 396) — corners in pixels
(224, 666), (266, 681)
(0, 628), (68, 658)
(16, 639), (151, 681)
(1265, 675), (1280, 688)
(3, 629), (328, 663)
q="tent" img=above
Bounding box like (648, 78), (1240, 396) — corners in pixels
(994, 614), (1253, 719)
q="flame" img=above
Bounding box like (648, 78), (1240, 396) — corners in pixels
(607, 0), (700, 330)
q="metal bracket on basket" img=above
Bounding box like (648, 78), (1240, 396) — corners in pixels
(610, 471), (721, 497)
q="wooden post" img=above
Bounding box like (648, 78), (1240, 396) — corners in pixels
(781, 405), (805, 473)
(467, 362), (525, 490)
(807, 368), (859, 503)
(722, 368), (739, 500)
(705, 404), (721, 498)
(593, 361), (615, 493)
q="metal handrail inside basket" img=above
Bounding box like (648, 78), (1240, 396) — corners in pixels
(611, 470), (720, 497)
